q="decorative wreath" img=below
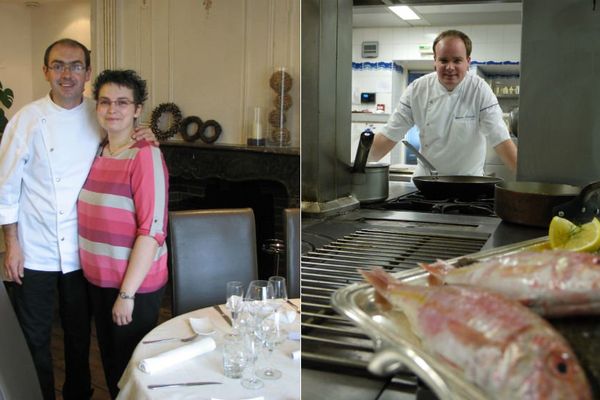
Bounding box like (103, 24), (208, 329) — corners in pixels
(179, 116), (204, 142)
(150, 103), (182, 140)
(199, 120), (223, 144)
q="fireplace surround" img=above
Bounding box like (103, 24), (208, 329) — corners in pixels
(160, 141), (300, 278)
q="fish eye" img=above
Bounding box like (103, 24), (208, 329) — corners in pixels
(556, 361), (568, 374)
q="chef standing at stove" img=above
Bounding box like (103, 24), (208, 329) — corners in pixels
(368, 29), (517, 177)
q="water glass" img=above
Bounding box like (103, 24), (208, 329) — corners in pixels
(222, 333), (246, 379)
(268, 276), (288, 305)
(241, 332), (264, 389)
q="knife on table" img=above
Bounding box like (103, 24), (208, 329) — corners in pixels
(213, 304), (232, 326)
(286, 300), (300, 313)
(148, 381), (222, 389)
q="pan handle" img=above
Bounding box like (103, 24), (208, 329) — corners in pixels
(553, 181), (600, 224)
(352, 129), (375, 173)
(401, 140), (438, 176)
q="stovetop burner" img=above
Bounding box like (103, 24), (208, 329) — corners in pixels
(366, 192), (496, 217)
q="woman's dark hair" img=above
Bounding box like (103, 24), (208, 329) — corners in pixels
(92, 69), (148, 105)
(433, 30), (472, 58)
(44, 38), (91, 68)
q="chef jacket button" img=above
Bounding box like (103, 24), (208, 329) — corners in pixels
(59, 210), (64, 215)
(42, 119), (46, 123)
(60, 237), (65, 241)
(50, 148), (54, 152)
(429, 101), (433, 104)
(56, 178), (61, 182)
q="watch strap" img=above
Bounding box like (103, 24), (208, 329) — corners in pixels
(119, 291), (135, 300)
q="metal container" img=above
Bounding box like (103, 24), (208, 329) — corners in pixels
(351, 129), (389, 204)
(351, 163), (389, 203)
(495, 181), (581, 227)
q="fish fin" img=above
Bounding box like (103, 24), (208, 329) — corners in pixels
(360, 267), (395, 310)
(420, 260), (455, 286)
(446, 319), (491, 348)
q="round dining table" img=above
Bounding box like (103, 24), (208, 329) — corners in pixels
(117, 299), (300, 400)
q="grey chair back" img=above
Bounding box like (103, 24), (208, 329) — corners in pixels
(169, 208), (259, 316)
(284, 208), (300, 298)
(0, 283), (43, 400)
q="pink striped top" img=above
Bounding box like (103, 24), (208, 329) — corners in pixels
(77, 140), (169, 293)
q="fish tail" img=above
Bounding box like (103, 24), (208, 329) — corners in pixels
(360, 267), (395, 310)
(419, 260), (454, 286)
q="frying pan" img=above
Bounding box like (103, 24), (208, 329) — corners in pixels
(402, 140), (503, 200)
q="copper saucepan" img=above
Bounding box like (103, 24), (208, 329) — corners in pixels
(494, 181), (581, 227)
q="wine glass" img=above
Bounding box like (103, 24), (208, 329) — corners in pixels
(255, 276), (288, 380)
(226, 281), (244, 330)
(255, 317), (287, 379)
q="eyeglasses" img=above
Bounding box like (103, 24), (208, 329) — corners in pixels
(47, 62), (87, 74)
(97, 99), (136, 109)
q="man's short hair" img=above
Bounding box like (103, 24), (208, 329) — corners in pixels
(433, 30), (472, 58)
(44, 38), (91, 69)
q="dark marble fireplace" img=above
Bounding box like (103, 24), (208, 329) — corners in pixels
(161, 142), (300, 279)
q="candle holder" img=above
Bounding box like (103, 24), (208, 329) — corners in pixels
(247, 106), (266, 146)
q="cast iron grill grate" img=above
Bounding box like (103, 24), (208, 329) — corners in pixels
(301, 227), (488, 397)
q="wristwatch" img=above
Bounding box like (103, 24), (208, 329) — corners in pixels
(119, 291), (135, 300)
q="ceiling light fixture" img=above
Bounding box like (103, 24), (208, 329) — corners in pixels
(388, 5), (420, 21)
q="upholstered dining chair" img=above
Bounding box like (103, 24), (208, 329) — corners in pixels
(284, 208), (301, 298)
(169, 208), (259, 316)
(0, 283), (43, 399)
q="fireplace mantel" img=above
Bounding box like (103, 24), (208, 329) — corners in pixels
(160, 141), (300, 207)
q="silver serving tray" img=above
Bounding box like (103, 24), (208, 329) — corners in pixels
(331, 236), (549, 400)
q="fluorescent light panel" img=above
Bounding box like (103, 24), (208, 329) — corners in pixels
(388, 6), (420, 21)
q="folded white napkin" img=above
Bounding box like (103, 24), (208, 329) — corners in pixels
(211, 397), (264, 400)
(268, 308), (296, 324)
(188, 317), (215, 335)
(291, 350), (301, 360)
(138, 337), (216, 374)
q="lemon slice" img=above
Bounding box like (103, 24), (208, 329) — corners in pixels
(549, 216), (600, 252)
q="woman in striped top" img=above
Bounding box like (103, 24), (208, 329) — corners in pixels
(77, 69), (168, 399)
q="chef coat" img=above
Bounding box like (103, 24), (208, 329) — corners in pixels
(381, 72), (510, 177)
(0, 95), (103, 273)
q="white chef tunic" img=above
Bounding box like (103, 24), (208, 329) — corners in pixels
(381, 72), (510, 177)
(0, 95), (103, 273)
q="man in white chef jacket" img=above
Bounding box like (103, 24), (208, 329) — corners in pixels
(369, 30), (517, 176)
(0, 39), (153, 400)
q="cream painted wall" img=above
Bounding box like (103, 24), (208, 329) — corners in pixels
(94, 0), (300, 147)
(30, 2), (91, 99)
(0, 4), (33, 120)
(0, 1), (90, 118)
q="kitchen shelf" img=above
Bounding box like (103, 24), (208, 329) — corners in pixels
(496, 94), (519, 99)
(351, 112), (390, 123)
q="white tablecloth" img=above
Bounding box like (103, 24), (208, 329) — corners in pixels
(117, 299), (301, 400)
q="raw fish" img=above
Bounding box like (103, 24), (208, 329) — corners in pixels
(421, 250), (600, 317)
(361, 267), (591, 400)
